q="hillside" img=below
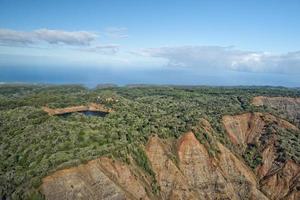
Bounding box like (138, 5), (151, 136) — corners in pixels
(0, 85), (299, 199)
(252, 96), (300, 128)
(223, 112), (299, 199)
(41, 128), (268, 200)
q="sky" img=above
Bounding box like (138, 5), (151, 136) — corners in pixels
(0, 0), (300, 87)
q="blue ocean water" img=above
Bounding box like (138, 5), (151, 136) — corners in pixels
(0, 65), (299, 88)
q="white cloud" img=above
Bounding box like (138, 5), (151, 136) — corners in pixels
(138, 46), (300, 74)
(0, 28), (98, 46)
(104, 27), (128, 39)
(34, 29), (97, 46)
(0, 28), (122, 55)
(0, 29), (35, 45)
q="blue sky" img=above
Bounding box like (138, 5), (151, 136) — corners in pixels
(0, 0), (300, 86)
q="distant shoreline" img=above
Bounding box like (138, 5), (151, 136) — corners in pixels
(0, 81), (299, 90)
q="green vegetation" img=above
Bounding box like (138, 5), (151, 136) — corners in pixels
(132, 146), (155, 178)
(192, 123), (220, 158)
(263, 124), (300, 164)
(131, 146), (160, 194)
(243, 144), (263, 169)
(0, 84), (300, 199)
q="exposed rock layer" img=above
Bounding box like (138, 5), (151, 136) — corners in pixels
(42, 103), (112, 116)
(41, 121), (269, 200)
(41, 159), (127, 200)
(252, 96), (300, 127)
(41, 158), (151, 200)
(223, 112), (300, 200)
(41, 111), (299, 200)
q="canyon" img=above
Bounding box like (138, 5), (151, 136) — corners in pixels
(40, 96), (300, 200)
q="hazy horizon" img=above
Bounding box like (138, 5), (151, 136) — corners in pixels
(1, 0), (300, 86)
(1, 65), (300, 88)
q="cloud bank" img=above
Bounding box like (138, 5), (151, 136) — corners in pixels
(1, 28), (299, 75)
(0, 28), (123, 55)
(139, 46), (300, 74)
(34, 29), (97, 45)
(0, 28), (98, 46)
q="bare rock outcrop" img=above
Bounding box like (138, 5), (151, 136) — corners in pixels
(260, 160), (300, 200)
(144, 122), (268, 200)
(223, 112), (300, 200)
(176, 131), (267, 200)
(146, 135), (197, 200)
(43, 116), (300, 200)
(41, 158), (151, 200)
(42, 103), (112, 116)
(252, 96), (300, 127)
(41, 128), (269, 200)
(41, 159), (127, 200)
(222, 112), (297, 149)
(97, 157), (151, 200)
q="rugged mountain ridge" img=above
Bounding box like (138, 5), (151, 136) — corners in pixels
(223, 112), (300, 200)
(38, 96), (300, 199)
(252, 96), (300, 127)
(41, 119), (269, 200)
(41, 157), (152, 200)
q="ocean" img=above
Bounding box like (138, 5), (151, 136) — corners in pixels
(1, 65), (299, 88)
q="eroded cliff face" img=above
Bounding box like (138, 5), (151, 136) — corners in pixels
(42, 103), (112, 116)
(145, 135), (197, 200)
(222, 112), (297, 149)
(41, 157), (154, 200)
(41, 159), (128, 200)
(252, 96), (300, 127)
(41, 119), (270, 200)
(223, 112), (300, 200)
(175, 132), (267, 200)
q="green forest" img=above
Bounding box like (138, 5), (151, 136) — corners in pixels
(1, 84), (300, 199)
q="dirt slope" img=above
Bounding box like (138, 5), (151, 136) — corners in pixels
(42, 103), (112, 116)
(252, 96), (300, 127)
(222, 112), (297, 149)
(41, 159), (127, 200)
(41, 157), (151, 200)
(174, 131), (267, 200)
(223, 112), (300, 200)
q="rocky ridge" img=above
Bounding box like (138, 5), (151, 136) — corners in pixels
(223, 112), (300, 200)
(40, 96), (300, 200)
(252, 96), (300, 127)
(41, 119), (268, 200)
